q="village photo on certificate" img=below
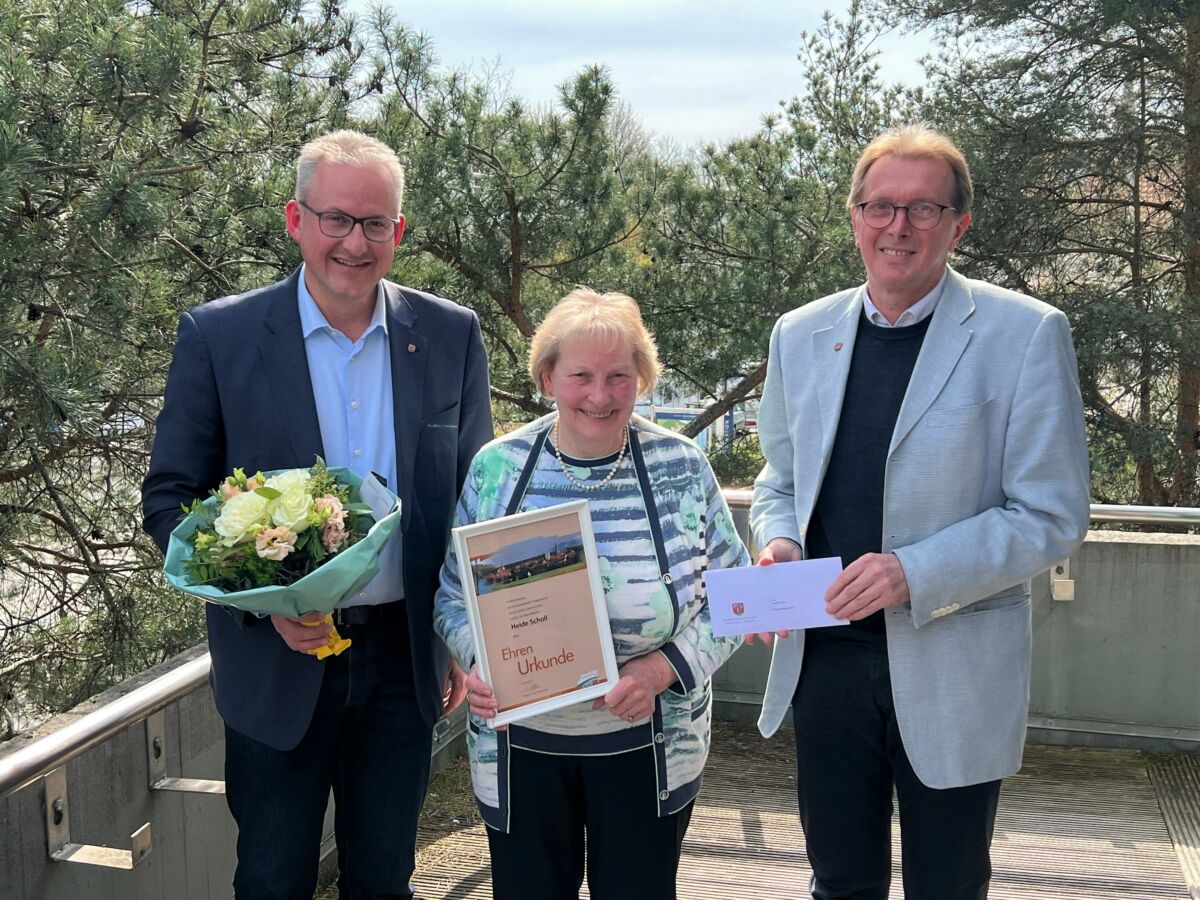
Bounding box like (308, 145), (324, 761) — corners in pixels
(471, 530), (585, 594)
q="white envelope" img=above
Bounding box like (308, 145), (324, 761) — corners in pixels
(705, 557), (848, 637)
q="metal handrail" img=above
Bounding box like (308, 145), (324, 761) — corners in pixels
(1088, 504), (1200, 525)
(1, 498), (1196, 801)
(0, 654), (210, 798)
(723, 490), (1200, 526)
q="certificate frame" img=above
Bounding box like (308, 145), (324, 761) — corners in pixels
(453, 499), (618, 727)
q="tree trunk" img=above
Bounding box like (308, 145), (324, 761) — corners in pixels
(682, 363), (767, 438)
(1175, 7), (1200, 505)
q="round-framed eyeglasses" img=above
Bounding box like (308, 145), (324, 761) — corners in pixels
(297, 199), (400, 243)
(855, 200), (958, 231)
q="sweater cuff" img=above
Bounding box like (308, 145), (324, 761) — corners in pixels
(659, 643), (695, 694)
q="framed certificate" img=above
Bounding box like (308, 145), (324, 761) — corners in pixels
(452, 499), (619, 727)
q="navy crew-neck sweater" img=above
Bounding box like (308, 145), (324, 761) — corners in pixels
(806, 311), (930, 641)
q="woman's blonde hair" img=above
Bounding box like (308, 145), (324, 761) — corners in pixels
(529, 288), (661, 398)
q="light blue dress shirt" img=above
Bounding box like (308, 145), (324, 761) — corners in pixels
(297, 266), (403, 607)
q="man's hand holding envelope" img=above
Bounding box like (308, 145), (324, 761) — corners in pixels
(705, 538), (848, 641)
(747, 537), (805, 645)
(709, 537), (913, 645)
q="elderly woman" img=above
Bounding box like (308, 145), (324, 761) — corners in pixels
(433, 288), (748, 899)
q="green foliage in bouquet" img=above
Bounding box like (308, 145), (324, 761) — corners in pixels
(182, 458), (375, 592)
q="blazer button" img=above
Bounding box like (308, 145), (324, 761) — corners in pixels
(659, 790), (670, 801)
(654, 733), (665, 744)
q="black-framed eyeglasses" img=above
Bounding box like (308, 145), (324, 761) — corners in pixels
(855, 200), (958, 231)
(297, 199), (400, 243)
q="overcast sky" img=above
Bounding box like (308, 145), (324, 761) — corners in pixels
(352, 0), (930, 148)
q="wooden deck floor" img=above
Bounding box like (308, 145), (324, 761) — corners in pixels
(337, 720), (1200, 899)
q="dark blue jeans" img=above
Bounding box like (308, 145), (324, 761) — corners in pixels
(792, 634), (1001, 900)
(225, 612), (433, 900)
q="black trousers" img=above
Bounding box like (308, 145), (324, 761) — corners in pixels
(792, 635), (1001, 900)
(225, 610), (433, 900)
(486, 745), (694, 900)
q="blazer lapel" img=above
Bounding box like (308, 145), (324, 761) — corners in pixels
(260, 271), (324, 464)
(888, 268), (974, 456)
(386, 283), (426, 505)
(814, 290), (864, 467)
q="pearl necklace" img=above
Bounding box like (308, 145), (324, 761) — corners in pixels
(552, 416), (629, 493)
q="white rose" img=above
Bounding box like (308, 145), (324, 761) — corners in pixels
(265, 469), (309, 494)
(214, 491), (270, 546)
(271, 484), (314, 533)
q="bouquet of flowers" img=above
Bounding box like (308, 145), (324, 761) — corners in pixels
(163, 458), (402, 658)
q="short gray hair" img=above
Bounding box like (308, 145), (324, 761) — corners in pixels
(295, 130), (405, 214)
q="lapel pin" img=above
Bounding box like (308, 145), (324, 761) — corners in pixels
(407, 343), (417, 353)
(834, 342), (843, 351)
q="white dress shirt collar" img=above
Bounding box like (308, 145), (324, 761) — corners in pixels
(862, 269), (948, 328)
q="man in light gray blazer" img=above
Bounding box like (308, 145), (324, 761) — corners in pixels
(750, 125), (1090, 899)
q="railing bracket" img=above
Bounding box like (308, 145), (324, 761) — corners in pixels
(146, 711), (225, 794)
(1051, 558), (1075, 601)
(43, 766), (151, 869)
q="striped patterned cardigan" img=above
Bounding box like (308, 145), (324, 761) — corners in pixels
(433, 414), (749, 831)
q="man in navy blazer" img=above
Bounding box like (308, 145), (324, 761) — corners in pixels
(750, 125), (1090, 898)
(143, 131), (492, 899)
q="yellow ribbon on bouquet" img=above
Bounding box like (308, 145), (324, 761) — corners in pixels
(302, 613), (352, 659)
